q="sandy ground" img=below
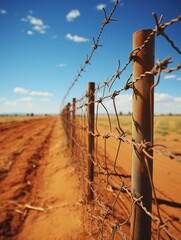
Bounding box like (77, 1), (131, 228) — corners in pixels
(0, 117), (89, 240)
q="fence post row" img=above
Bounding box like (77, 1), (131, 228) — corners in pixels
(87, 82), (95, 201)
(131, 29), (155, 240)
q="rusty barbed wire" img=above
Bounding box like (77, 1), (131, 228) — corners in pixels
(61, 11), (181, 240)
(61, 0), (120, 109)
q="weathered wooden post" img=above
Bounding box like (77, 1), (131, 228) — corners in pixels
(87, 82), (95, 201)
(131, 29), (154, 240)
(71, 98), (76, 154)
(66, 102), (71, 146)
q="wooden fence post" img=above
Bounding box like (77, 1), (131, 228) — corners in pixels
(71, 98), (76, 153)
(87, 82), (95, 201)
(67, 103), (71, 146)
(131, 29), (154, 240)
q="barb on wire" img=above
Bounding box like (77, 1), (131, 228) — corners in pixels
(103, 7), (118, 25)
(92, 37), (103, 50)
(153, 12), (181, 54)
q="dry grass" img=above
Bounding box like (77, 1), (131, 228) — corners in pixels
(96, 114), (181, 152)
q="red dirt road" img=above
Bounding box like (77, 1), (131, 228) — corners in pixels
(0, 117), (87, 240)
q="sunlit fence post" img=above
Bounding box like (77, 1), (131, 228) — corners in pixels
(131, 29), (155, 240)
(71, 98), (76, 153)
(87, 82), (95, 201)
(66, 103), (71, 147)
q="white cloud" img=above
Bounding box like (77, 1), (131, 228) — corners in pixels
(13, 87), (53, 98)
(56, 63), (66, 68)
(4, 97), (32, 106)
(32, 24), (49, 34)
(175, 97), (181, 102)
(18, 97), (32, 102)
(177, 77), (181, 81)
(21, 14), (49, 35)
(66, 9), (80, 22)
(154, 93), (181, 114)
(14, 87), (29, 94)
(154, 93), (172, 102)
(164, 75), (176, 79)
(65, 33), (89, 43)
(0, 9), (7, 15)
(96, 4), (107, 10)
(27, 30), (34, 35)
(0, 98), (6, 101)
(27, 15), (43, 25)
(4, 101), (17, 106)
(29, 91), (53, 97)
(100, 94), (132, 114)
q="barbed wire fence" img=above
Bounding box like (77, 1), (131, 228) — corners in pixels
(61, 1), (181, 239)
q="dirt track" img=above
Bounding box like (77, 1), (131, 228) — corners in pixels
(0, 117), (87, 239)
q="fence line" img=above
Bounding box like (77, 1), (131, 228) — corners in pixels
(61, 3), (181, 239)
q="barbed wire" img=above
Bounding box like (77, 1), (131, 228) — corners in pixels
(61, 9), (181, 240)
(61, 0), (120, 109)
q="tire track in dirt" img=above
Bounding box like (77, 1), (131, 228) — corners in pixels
(0, 118), (55, 180)
(0, 117), (56, 238)
(14, 117), (88, 240)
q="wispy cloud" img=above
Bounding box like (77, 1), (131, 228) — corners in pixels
(27, 30), (34, 35)
(177, 77), (181, 81)
(65, 33), (89, 43)
(96, 4), (107, 11)
(4, 97), (32, 106)
(21, 14), (49, 35)
(154, 93), (181, 114)
(29, 91), (53, 97)
(0, 9), (7, 15)
(13, 87), (53, 97)
(101, 94), (132, 114)
(0, 98), (6, 101)
(56, 63), (67, 68)
(66, 9), (80, 22)
(164, 75), (177, 79)
(14, 87), (29, 94)
(18, 97), (32, 102)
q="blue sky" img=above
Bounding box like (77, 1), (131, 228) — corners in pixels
(0, 0), (180, 114)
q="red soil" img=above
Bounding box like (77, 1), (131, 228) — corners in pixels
(0, 117), (180, 239)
